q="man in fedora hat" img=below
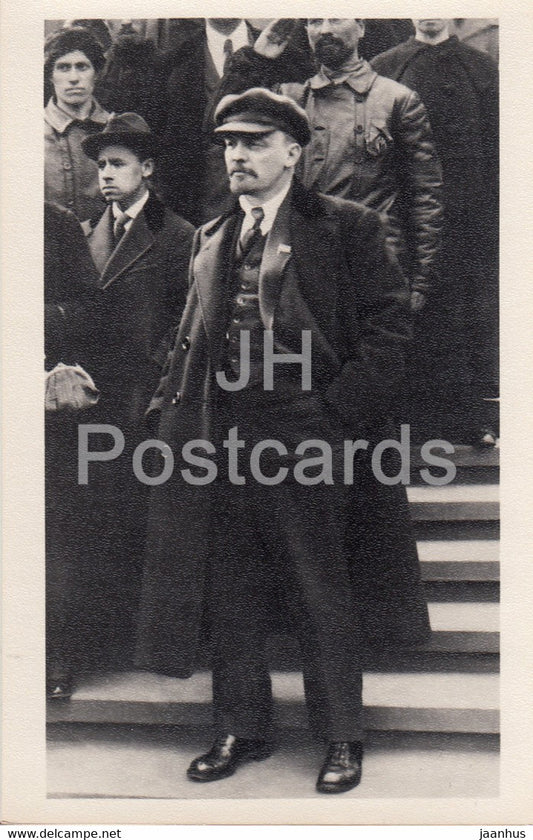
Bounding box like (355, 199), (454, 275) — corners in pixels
(67, 113), (195, 674)
(135, 89), (429, 793)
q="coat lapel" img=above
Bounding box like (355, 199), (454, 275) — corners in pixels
(258, 192), (292, 330)
(193, 213), (239, 361)
(99, 209), (155, 289)
(86, 207), (115, 280)
(289, 200), (341, 319)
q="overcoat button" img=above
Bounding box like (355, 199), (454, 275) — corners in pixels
(181, 336), (191, 351)
(63, 162), (72, 170)
(171, 391), (181, 405)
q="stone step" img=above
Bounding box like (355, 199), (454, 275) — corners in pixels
(46, 671), (499, 735)
(46, 726), (499, 799)
(408, 485), (499, 503)
(409, 444), (499, 486)
(428, 601), (498, 632)
(417, 539), (499, 564)
(407, 483), (499, 521)
(418, 541), (499, 599)
(411, 444), (499, 469)
(414, 520), (499, 541)
(262, 631), (499, 673)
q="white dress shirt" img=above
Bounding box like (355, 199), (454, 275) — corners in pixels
(238, 179), (292, 241)
(112, 189), (150, 233)
(205, 20), (250, 78)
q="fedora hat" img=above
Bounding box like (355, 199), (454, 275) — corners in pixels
(82, 112), (159, 161)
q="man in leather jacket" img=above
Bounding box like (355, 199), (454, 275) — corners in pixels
(214, 18), (443, 311)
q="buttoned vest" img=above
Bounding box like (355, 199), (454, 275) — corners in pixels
(224, 233), (267, 387)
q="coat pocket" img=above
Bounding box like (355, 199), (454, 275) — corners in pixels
(365, 121), (394, 158)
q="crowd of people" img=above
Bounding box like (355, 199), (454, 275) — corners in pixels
(44, 18), (499, 794)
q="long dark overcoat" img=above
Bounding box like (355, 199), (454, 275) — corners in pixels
(135, 181), (430, 678)
(372, 36), (499, 433)
(71, 194), (195, 668)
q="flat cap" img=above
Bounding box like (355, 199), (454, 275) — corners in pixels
(214, 87), (311, 147)
(82, 112), (159, 161)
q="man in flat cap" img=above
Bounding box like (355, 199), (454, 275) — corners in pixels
(136, 89), (429, 793)
(215, 19), (443, 314)
(70, 113), (194, 672)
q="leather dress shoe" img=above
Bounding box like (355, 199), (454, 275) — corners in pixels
(470, 426), (497, 448)
(46, 672), (74, 701)
(187, 734), (273, 782)
(316, 741), (363, 794)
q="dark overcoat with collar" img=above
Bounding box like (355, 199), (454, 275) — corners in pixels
(82, 192), (195, 422)
(135, 180), (430, 678)
(372, 35), (499, 418)
(72, 193), (195, 669)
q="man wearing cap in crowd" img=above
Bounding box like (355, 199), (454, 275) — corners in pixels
(69, 113), (195, 674)
(45, 27), (111, 220)
(135, 88), (430, 793)
(214, 18), (443, 314)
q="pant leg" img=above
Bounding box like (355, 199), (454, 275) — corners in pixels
(207, 482), (274, 740)
(258, 483), (364, 743)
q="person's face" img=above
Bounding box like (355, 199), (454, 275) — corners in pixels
(207, 19), (242, 35)
(306, 19), (364, 69)
(97, 145), (154, 209)
(51, 50), (96, 109)
(413, 19), (449, 37)
(223, 130), (301, 202)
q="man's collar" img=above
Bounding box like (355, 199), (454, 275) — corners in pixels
(206, 20), (250, 53)
(415, 29), (452, 46)
(309, 59), (377, 95)
(238, 179), (292, 232)
(44, 97), (109, 134)
(411, 33), (458, 51)
(112, 189), (150, 221)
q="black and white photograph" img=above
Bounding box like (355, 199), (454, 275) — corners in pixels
(1, 4), (532, 830)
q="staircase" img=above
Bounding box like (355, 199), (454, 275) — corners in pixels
(47, 444), (499, 797)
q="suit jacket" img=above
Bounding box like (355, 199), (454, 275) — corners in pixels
(135, 180), (430, 678)
(82, 193), (195, 427)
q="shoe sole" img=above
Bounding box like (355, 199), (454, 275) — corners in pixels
(187, 748), (274, 783)
(316, 768), (362, 794)
(316, 777), (362, 794)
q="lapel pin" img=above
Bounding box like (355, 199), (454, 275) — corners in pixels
(278, 244), (292, 254)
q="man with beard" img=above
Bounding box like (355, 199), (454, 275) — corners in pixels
(215, 18), (443, 312)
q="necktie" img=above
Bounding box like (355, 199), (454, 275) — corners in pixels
(113, 210), (130, 245)
(240, 206), (264, 256)
(222, 38), (233, 75)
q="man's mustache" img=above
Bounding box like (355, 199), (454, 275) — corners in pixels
(315, 34), (345, 51)
(229, 168), (256, 176)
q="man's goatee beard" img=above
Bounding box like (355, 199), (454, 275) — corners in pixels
(314, 37), (354, 71)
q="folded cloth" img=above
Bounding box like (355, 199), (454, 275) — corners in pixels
(45, 363), (100, 412)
